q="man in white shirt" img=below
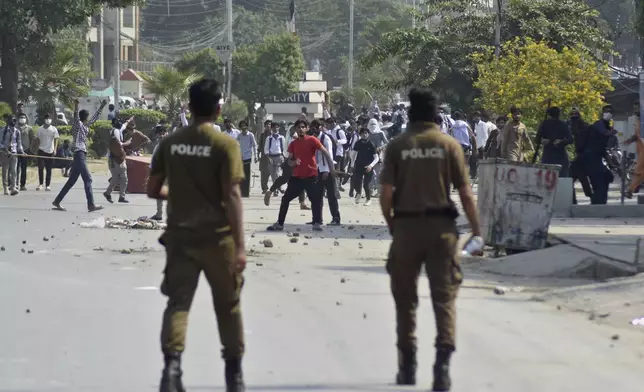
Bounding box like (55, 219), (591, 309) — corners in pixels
(312, 119), (341, 226)
(34, 114), (59, 191)
(472, 111), (490, 178)
(264, 123), (286, 195)
(223, 118), (240, 139)
(324, 117), (347, 195)
(236, 120), (257, 197)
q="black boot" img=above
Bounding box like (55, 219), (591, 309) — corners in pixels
(395, 348), (416, 386)
(160, 353), (185, 392)
(225, 358), (245, 392)
(432, 348), (453, 391)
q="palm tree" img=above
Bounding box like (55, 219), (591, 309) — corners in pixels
(20, 46), (91, 123)
(140, 65), (201, 119)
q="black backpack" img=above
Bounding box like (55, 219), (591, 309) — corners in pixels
(321, 131), (338, 158)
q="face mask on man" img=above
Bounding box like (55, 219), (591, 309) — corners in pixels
(45, 119), (52, 125)
(602, 112), (613, 121)
(19, 118), (26, 125)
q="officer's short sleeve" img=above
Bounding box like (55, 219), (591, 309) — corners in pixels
(220, 137), (245, 184)
(380, 142), (396, 186)
(150, 140), (165, 176)
(449, 142), (468, 189)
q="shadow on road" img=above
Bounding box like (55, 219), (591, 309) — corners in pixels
(191, 383), (425, 391)
(251, 223), (389, 240)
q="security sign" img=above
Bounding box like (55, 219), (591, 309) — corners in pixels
(214, 42), (234, 62)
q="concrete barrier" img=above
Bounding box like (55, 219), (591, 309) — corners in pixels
(553, 178), (573, 217)
(571, 204), (644, 218)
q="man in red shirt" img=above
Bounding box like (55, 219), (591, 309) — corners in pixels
(267, 119), (335, 232)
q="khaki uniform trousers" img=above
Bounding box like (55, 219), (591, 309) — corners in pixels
(160, 234), (245, 359)
(387, 216), (462, 353)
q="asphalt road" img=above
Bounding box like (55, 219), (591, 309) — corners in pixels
(1, 173), (643, 391)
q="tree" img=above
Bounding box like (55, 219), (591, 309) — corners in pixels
(175, 48), (223, 81)
(0, 1), (143, 110)
(19, 27), (93, 124)
(140, 65), (201, 119)
(472, 39), (613, 131)
(231, 32), (306, 117)
(360, 0), (614, 110)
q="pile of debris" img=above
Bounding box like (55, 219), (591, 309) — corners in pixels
(80, 216), (166, 230)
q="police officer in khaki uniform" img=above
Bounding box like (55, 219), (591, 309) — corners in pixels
(147, 79), (247, 392)
(379, 88), (482, 391)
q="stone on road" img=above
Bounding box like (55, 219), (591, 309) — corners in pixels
(0, 174), (643, 391)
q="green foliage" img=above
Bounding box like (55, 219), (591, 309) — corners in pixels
(472, 39), (613, 132)
(360, 0), (615, 110)
(20, 31), (93, 123)
(232, 32), (306, 108)
(117, 108), (166, 131)
(140, 65), (201, 120)
(0, 102), (12, 120)
(57, 125), (73, 135)
(222, 101), (249, 124)
(0, 1), (140, 108)
(89, 120), (113, 157)
(175, 48), (223, 80)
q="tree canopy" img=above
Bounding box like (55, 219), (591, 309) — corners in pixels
(0, 0), (143, 110)
(231, 32), (305, 112)
(472, 39), (613, 131)
(360, 0), (615, 110)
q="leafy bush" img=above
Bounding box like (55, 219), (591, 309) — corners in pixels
(0, 120), (5, 128)
(222, 101), (249, 124)
(117, 108), (166, 132)
(0, 102), (12, 120)
(57, 125), (72, 135)
(90, 120), (112, 157)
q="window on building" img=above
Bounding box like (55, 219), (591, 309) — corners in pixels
(122, 6), (134, 28)
(92, 14), (101, 26)
(127, 46), (135, 62)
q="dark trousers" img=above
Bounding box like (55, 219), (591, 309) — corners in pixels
(241, 159), (251, 197)
(54, 151), (95, 207)
(259, 155), (270, 192)
(387, 217), (461, 353)
(17, 152), (29, 187)
(270, 163), (305, 203)
(277, 176), (321, 226)
(161, 237), (244, 359)
(37, 149), (54, 186)
(352, 166), (373, 199)
(317, 171), (340, 223)
(586, 156), (611, 205)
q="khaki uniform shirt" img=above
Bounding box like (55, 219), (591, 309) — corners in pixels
(150, 123), (245, 242)
(499, 121), (533, 161)
(380, 122), (468, 213)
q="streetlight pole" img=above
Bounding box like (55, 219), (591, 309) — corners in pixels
(494, 0), (501, 57)
(114, 8), (121, 110)
(226, 0), (233, 103)
(348, 0), (354, 90)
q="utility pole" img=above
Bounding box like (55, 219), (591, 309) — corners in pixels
(226, 0), (233, 103)
(412, 0), (416, 29)
(114, 8), (121, 110)
(494, 0), (501, 57)
(167, 0), (170, 16)
(348, 0), (354, 90)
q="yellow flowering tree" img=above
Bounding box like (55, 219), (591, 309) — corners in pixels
(472, 39), (613, 132)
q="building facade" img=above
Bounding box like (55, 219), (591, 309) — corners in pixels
(87, 6), (140, 83)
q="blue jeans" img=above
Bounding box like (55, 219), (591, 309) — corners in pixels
(54, 151), (95, 207)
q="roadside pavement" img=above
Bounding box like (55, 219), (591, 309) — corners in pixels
(1, 171), (643, 391)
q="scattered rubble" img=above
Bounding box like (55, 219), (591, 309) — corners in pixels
(293, 287), (299, 292)
(25, 309), (30, 313)
(611, 334), (620, 341)
(43, 237), (49, 242)
(27, 250), (34, 254)
(290, 237), (299, 244)
(263, 239), (274, 248)
(93, 247), (104, 251)
(0, 246), (5, 251)
(630, 317), (644, 326)
(80, 216), (167, 230)
(22, 241), (26, 244)
(333, 241), (340, 246)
